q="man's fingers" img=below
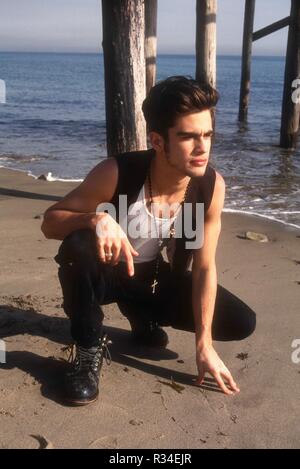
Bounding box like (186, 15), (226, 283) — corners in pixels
(103, 241), (113, 263)
(128, 242), (139, 257)
(221, 370), (240, 393)
(98, 240), (106, 263)
(111, 242), (121, 265)
(214, 373), (234, 395)
(193, 363), (205, 386)
(122, 243), (135, 276)
(194, 372), (205, 386)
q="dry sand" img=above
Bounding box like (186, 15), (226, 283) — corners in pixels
(0, 166), (300, 449)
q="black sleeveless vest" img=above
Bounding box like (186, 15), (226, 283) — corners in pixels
(110, 148), (216, 273)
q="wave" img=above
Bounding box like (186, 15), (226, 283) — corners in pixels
(34, 172), (83, 183)
(0, 154), (42, 163)
(0, 165), (83, 182)
(223, 208), (300, 230)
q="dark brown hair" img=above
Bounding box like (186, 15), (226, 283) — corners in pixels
(142, 76), (219, 139)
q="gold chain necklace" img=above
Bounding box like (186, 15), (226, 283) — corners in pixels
(148, 169), (191, 294)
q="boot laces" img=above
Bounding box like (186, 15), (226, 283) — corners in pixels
(65, 334), (112, 372)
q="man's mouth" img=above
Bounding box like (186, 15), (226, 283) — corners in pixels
(190, 159), (207, 167)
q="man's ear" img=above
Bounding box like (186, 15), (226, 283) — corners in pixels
(149, 131), (165, 152)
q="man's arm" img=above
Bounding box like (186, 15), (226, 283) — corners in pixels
(192, 171), (240, 395)
(41, 158), (118, 240)
(41, 157), (139, 276)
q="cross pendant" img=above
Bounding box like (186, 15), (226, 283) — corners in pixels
(151, 278), (158, 294)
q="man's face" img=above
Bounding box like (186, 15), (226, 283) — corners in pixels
(163, 110), (213, 177)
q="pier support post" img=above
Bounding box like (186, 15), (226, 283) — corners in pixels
(145, 0), (158, 95)
(196, 0), (217, 88)
(280, 0), (300, 149)
(102, 0), (147, 156)
(239, 0), (256, 122)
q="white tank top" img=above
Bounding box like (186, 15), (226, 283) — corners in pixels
(119, 184), (181, 264)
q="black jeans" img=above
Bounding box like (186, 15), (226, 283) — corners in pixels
(55, 229), (256, 348)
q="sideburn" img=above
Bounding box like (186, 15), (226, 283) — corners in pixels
(163, 137), (170, 158)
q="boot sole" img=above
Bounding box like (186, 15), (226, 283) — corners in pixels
(64, 394), (99, 406)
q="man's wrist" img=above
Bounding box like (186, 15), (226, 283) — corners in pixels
(88, 212), (107, 231)
(196, 328), (213, 349)
(85, 212), (97, 231)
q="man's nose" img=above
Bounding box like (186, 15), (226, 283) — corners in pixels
(194, 136), (207, 153)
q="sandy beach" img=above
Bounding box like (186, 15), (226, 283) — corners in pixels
(0, 166), (300, 449)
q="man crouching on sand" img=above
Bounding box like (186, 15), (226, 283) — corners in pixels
(41, 76), (256, 406)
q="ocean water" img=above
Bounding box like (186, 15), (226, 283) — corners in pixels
(0, 52), (299, 228)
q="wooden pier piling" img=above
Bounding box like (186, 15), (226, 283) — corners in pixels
(101, 0), (147, 156)
(280, 0), (300, 149)
(239, 0), (256, 122)
(196, 0), (217, 88)
(145, 0), (158, 95)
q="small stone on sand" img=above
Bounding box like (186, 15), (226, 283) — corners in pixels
(245, 231), (269, 243)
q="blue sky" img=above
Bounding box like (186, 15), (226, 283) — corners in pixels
(0, 0), (290, 55)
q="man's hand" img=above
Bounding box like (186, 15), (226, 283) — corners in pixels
(94, 212), (139, 276)
(195, 343), (240, 395)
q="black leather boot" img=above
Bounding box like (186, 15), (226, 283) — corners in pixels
(64, 333), (111, 406)
(129, 319), (169, 348)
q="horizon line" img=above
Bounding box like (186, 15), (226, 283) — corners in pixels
(0, 50), (286, 58)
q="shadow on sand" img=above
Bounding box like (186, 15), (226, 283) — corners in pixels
(0, 303), (223, 406)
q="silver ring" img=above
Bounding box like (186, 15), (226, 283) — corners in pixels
(105, 252), (112, 258)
